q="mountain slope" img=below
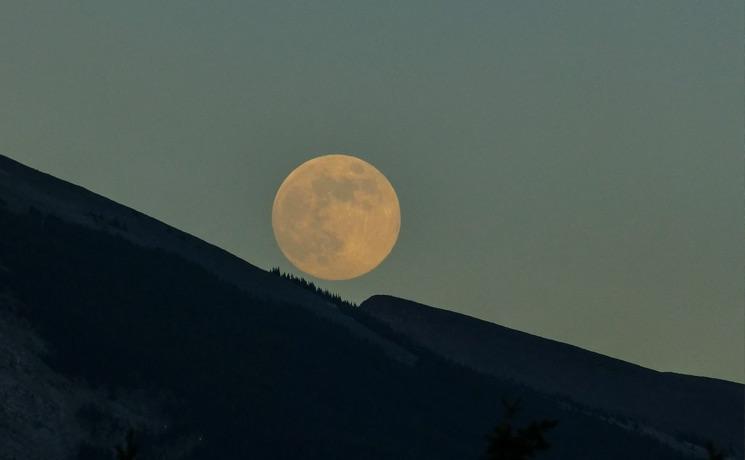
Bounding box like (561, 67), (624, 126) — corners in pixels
(361, 295), (744, 457)
(1, 191), (700, 459)
(0, 154), (414, 365)
(0, 153), (731, 459)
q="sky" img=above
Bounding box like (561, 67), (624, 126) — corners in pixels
(1, 1), (742, 383)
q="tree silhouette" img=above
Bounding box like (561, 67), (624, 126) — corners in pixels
(115, 430), (139, 460)
(704, 441), (727, 460)
(485, 399), (558, 460)
(269, 267), (356, 309)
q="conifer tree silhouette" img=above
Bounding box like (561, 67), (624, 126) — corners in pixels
(485, 399), (558, 460)
(704, 441), (727, 460)
(115, 430), (138, 460)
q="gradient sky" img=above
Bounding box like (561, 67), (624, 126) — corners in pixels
(1, 1), (742, 382)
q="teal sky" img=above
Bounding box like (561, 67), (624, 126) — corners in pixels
(1, 1), (742, 382)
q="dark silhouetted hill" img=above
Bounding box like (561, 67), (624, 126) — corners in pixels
(361, 295), (744, 458)
(0, 153), (740, 459)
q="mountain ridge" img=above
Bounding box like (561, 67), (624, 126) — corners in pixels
(363, 294), (740, 384)
(360, 294), (743, 457)
(0, 152), (741, 459)
(0, 153), (416, 365)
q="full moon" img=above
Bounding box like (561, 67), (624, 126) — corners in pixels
(272, 154), (401, 280)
